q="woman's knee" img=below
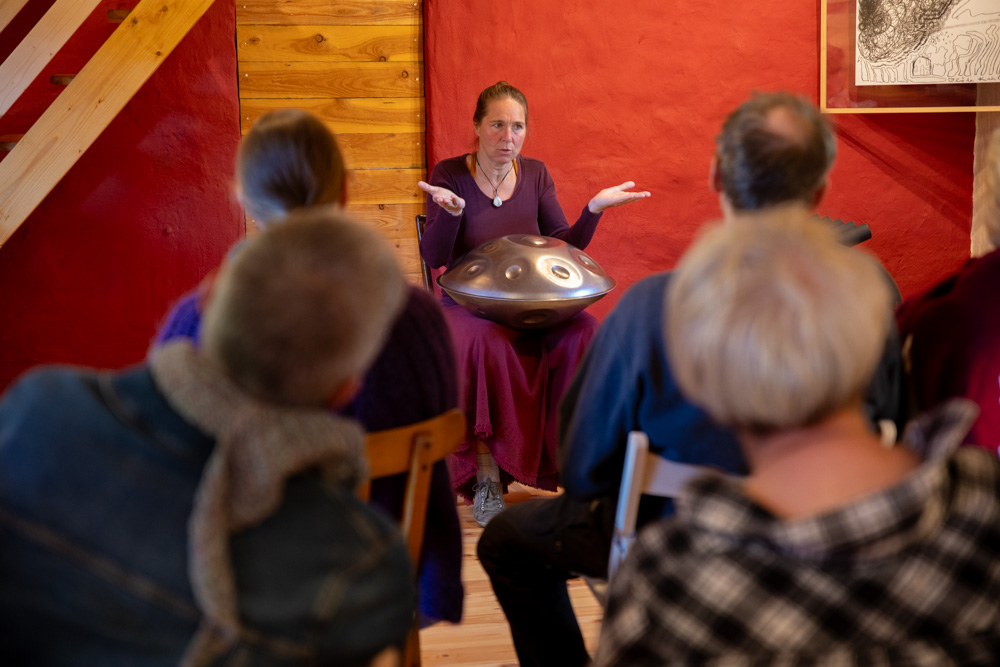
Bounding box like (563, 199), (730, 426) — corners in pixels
(446, 307), (519, 346)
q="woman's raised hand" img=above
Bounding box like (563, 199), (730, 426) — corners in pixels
(588, 181), (651, 214)
(418, 181), (466, 217)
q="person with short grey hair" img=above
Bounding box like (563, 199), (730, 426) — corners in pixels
(0, 209), (416, 666)
(897, 128), (1000, 450)
(202, 206), (406, 406)
(667, 211), (891, 432)
(597, 213), (1000, 665)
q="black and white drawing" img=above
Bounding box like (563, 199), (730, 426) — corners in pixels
(856, 0), (1000, 85)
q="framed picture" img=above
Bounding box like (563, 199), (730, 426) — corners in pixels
(820, 0), (1000, 113)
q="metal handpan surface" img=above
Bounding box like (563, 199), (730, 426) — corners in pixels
(438, 234), (616, 329)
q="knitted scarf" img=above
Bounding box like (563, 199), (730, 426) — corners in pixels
(148, 340), (366, 663)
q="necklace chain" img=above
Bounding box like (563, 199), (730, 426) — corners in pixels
(476, 155), (514, 207)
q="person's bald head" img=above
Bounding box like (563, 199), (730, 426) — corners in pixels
(713, 92), (836, 214)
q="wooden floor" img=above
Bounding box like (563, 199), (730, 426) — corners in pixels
(420, 485), (604, 666)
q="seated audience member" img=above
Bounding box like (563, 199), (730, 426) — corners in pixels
(157, 108), (464, 625)
(896, 128), (1000, 452)
(477, 91), (905, 667)
(596, 213), (1000, 665)
(0, 210), (416, 665)
(155, 108), (348, 341)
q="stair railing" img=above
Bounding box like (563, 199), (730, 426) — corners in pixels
(0, 0), (217, 249)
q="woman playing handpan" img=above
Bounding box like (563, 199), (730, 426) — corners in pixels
(419, 81), (649, 526)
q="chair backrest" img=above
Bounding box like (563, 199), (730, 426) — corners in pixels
(360, 407), (465, 667)
(361, 407), (465, 565)
(607, 423), (889, 583)
(414, 214), (434, 294)
(607, 431), (716, 583)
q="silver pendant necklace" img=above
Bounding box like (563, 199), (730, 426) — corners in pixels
(476, 155), (514, 208)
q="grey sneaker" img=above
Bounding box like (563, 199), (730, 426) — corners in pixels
(472, 479), (506, 527)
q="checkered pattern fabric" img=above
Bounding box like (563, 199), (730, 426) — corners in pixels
(596, 401), (1000, 666)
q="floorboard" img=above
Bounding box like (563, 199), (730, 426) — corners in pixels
(421, 484), (604, 666)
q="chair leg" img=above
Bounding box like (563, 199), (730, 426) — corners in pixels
(403, 621), (421, 666)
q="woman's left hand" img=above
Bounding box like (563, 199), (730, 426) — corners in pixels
(588, 181), (651, 214)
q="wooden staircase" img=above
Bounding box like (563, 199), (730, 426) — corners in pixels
(0, 0), (217, 248)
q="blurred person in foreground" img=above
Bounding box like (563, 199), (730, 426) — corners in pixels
(596, 213), (1000, 665)
(478, 91), (905, 666)
(896, 127), (1000, 453)
(0, 209), (415, 666)
(157, 108), (464, 626)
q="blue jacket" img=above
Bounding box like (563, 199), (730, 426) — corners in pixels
(559, 273), (747, 525)
(0, 365), (414, 666)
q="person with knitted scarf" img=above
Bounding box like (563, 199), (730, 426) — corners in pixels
(0, 209), (415, 666)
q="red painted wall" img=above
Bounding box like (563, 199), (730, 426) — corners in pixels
(424, 0), (975, 320)
(0, 1), (974, 390)
(0, 1), (241, 389)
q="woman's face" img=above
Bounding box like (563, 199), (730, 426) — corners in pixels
(475, 97), (526, 166)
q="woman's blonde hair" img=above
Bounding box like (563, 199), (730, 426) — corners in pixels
(665, 210), (891, 434)
(236, 109), (346, 228)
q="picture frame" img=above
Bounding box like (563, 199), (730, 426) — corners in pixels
(819, 0), (1000, 114)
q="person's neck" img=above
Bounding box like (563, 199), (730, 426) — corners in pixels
(476, 149), (513, 182)
(740, 407), (919, 521)
(721, 199), (813, 224)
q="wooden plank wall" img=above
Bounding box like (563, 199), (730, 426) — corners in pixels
(236, 0), (425, 283)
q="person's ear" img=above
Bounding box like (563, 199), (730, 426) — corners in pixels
(709, 156), (722, 193)
(810, 179), (829, 210)
(195, 267), (222, 311)
(368, 647), (402, 667)
(329, 376), (362, 409)
(339, 176), (349, 207)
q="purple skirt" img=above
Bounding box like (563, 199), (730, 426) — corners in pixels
(442, 298), (597, 500)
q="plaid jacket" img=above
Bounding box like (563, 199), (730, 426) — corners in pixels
(596, 400), (1000, 666)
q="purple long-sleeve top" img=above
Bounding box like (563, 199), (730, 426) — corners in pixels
(420, 155), (603, 268)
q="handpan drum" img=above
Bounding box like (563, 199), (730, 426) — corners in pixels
(437, 234), (616, 330)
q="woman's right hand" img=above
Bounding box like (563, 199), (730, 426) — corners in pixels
(418, 181), (465, 217)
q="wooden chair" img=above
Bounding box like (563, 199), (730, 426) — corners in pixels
(359, 408), (466, 667)
(607, 431), (716, 583)
(592, 422), (892, 602)
(604, 420), (896, 586)
(583, 431), (715, 604)
(414, 214), (434, 293)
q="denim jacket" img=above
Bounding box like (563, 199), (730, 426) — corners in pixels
(0, 365), (414, 666)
